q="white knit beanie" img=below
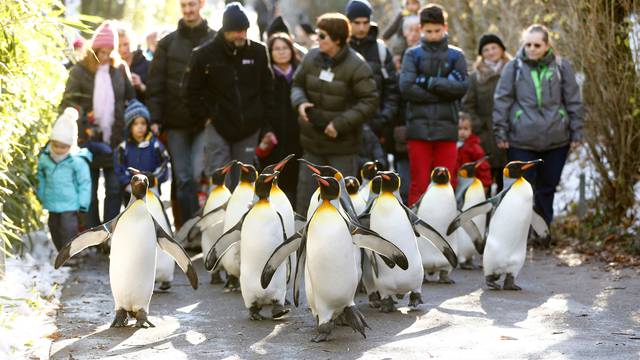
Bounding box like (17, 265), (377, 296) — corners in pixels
(51, 107), (79, 146)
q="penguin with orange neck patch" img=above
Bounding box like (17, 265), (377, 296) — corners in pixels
(448, 160), (547, 290)
(455, 158), (488, 270)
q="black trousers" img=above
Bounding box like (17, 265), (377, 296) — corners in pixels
(48, 211), (79, 251)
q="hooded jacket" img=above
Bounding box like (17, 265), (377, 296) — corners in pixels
(37, 146), (92, 213)
(492, 48), (584, 151)
(457, 134), (492, 188)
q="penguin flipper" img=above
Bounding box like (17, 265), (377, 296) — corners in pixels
(530, 209), (549, 237)
(352, 226), (409, 270)
(358, 213), (371, 229)
(204, 212), (247, 271)
(154, 218), (198, 290)
(261, 232), (303, 289)
(54, 219), (116, 269)
(175, 216), (200, 243)
(413, 218), (458, 268)
(460, 220), (485, 254)
(293, 241), (306, 307)
(447, 201), (494, 236)
(187, 203), (227, 242)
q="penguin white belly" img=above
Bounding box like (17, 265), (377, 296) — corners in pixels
(221, 186), (253, 277)
(457, 182), (486, 263)
(240, 203), (287, 308)
(350, 194), (366, 216)
(483, 184), (533, 277)
(306, 205), (358, 325)
(109, 201), (157, 313)
(370, 195), (424, 298)
(358, 182), (371, 204)
(417, 186), (458, 273)
(306, 188), (320, 219)
(146, 194), (175, 282)
(270, 188), (296, 291)
(201, 186), (231, 268)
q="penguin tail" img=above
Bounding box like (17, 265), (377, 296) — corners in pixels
(342, 306), (370, 338)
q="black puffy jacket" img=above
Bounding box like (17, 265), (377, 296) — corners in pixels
(183, 33), (275, 142)
(146, 19), (215, 130)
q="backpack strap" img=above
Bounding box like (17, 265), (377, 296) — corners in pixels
(376, 39), (389, 79)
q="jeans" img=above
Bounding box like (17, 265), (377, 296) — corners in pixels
(203, 124), (259, 191)
(87, 167), (122, 228)
(295, 151), (358, 215)
(167, 128), (205, 222)
(507, 145), (570, 224)
(48, 211), (79, 251)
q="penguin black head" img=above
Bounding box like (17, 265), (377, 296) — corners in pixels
(262, 154), (295, 175)
(360, 161), (380, 181)
(344, 176), (361, 195)
(314, 174), (340, 200)
(299, 159), (343, 180)
(370, 175), (382, 195)
(127, 167), (157, 189)
(211, 160), (236, 186)
(130, 174), (149, 199)
(255, 172), (279, 199)
(378, 171), (401, 193)
(503, 159), (543, 179)
(430, 167), (451, 185)
(238, 162), (258, 183)
(458, 156), (488, 179)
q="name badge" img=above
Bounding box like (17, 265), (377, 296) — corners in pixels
(242, 59), (254, 65)
(319, 69), (334, 82)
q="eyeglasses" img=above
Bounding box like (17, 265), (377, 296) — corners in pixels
(525, 42), (544, 49)
(317, 31), (328, 40)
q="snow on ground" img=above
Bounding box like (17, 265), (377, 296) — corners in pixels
(0, 231), (69, 359)
(554, 145), (597, 216)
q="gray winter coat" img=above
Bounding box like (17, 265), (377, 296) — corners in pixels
(399, 37), (469, 142)
(493, 48), (584, 151)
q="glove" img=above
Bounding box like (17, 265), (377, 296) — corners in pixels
(448, 69), (464, 82)
(415, 75), (433, 90)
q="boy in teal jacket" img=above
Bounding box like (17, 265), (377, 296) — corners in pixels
(37, 108), (92, 251)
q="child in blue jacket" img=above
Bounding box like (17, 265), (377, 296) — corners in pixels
(37, 108), (92, 251)
(114, 100), (169, 200)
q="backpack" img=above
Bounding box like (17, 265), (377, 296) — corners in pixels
(376, 39), (389, 79)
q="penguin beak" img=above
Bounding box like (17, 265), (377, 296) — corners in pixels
(274, 154), (295, 171)
(222, 160), (237, 174)
(475, 155), (489, 168)
(313, 173), (329, 187)
(240, 165), (249, 173)
(381, 173), (391, 181)
(522, 159), (544, 170)
(298, 159), (321, 175)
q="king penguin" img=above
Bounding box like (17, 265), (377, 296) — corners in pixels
(455, 159), (488, 269)
(54, 174), (198, 327)
(357, 160), (381, 202)
(345, 176), (366, 216)
(447, 160), (546, 290)
(416, 167), (459, 284)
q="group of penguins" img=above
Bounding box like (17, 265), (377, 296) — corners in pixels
(54, 154), (549, 342)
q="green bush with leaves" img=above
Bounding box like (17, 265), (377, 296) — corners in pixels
(0, 0), (70, 255)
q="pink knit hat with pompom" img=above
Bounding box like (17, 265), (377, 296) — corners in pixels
(91, 21), (118, 49)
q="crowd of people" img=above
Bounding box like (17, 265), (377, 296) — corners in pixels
(37, 0), (583, 252)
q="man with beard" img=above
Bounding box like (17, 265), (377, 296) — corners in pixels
(184, 2), (275, 186)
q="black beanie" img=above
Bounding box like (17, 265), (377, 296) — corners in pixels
(222, 2), (250, 32)
(345, 0), (372, 21)
(267, 16), (290, 37)
(478, 33), (506, 55)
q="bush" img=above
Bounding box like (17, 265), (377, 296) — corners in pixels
(0, 0), (69, 255)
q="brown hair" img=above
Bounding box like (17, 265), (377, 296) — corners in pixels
(420, 4), (447, 25)
(316, 13), (351, 46)
(458, 112), (471, 123)
(79, 47), (122, 74)
(268, 32), (297, 67)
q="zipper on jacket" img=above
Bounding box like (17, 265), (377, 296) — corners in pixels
(232, 50), (245, 126)
(531, 65), (549, 109)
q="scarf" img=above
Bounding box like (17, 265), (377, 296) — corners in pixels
(484, 59), (504, 73)
(93, 64), (116, 144)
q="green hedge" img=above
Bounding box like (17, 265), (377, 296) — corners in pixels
(0, 0), (69, 255)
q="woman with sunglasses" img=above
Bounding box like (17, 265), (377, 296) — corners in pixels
(291, 12), (378, 215)
(492, 24), (584, 245)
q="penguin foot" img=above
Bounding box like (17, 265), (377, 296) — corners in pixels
(271, 302), (290, 319)
(210, 271), (224, 285)
(284, 298), (291, 306)
(459, 260), (477, 270)
(249, 304), (265, 321)
(503, 274), (522, 291)
(311, 321), (334, 342)
(396, 293), (405, 300)
(437, 271), (455, 284)
(159, 281), (172, 291)
(110, 309), (128, 328)
(409, 292), (423, 308)
(342, 306), (369, 338)
(485, 274), (502, 290)
(368, 292), (381, 308)
(224, 275), (240, 293)
(134, 310), (155, 328)
(380, 297), (397, 313)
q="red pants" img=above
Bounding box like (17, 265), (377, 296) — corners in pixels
(407, 140), (457, 206)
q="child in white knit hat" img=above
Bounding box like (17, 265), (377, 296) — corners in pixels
(36, 108), (93, 251)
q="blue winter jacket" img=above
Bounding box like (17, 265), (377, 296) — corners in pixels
(37, 146), (92, 213)
(114, 132), (169, 187)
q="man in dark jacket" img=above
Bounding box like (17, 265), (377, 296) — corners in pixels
(184, 2), (275, 186)
(399, 4), (468, 206)
(147, 0), (215, 223)
(347, 0), (399, 170)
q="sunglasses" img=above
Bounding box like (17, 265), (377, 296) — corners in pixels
(525, 42), (544, 49)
